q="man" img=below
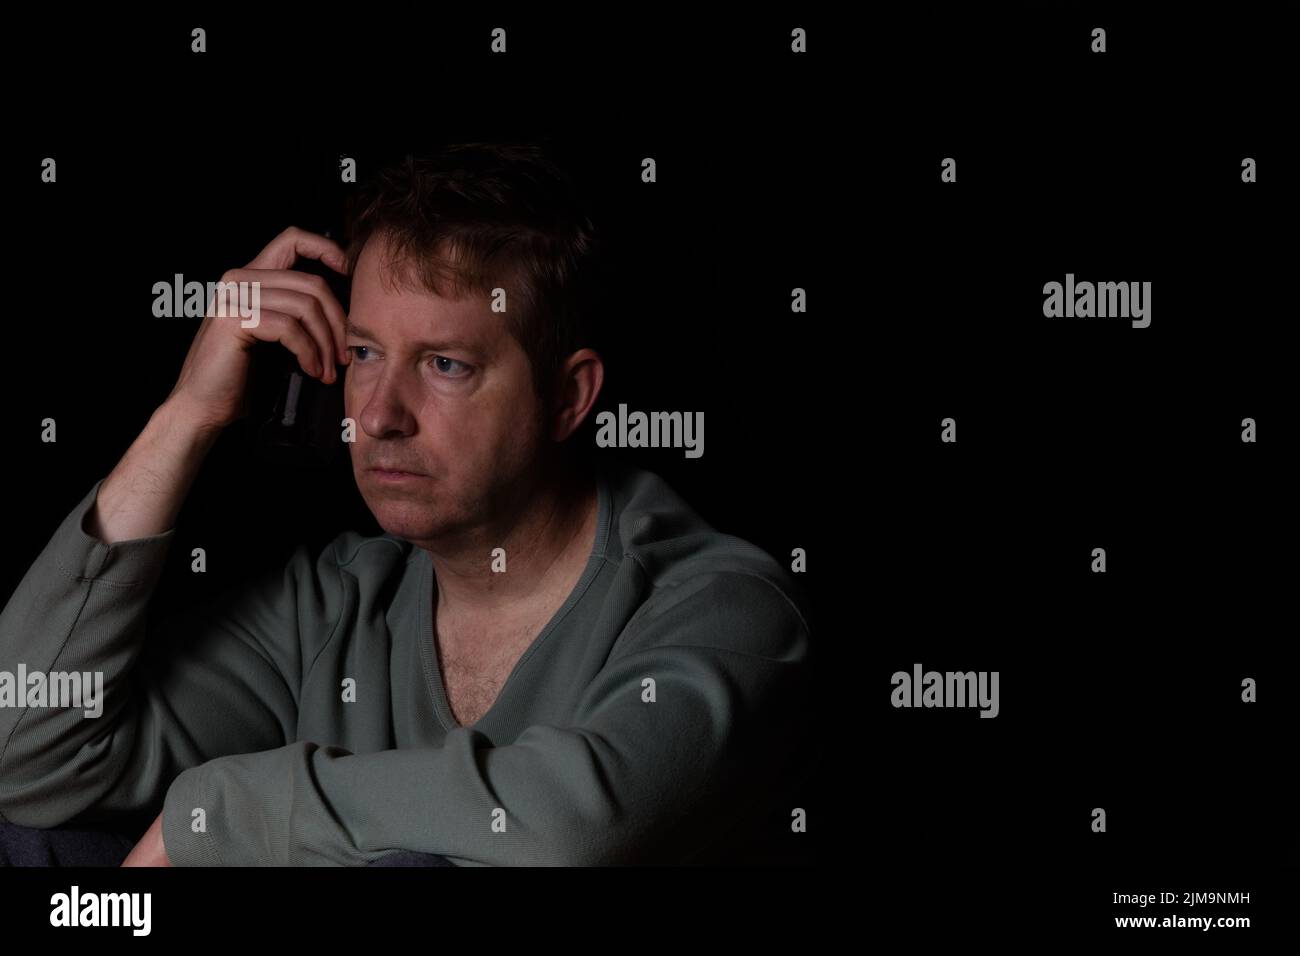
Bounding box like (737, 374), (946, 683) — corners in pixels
(0, 144), (813, 866)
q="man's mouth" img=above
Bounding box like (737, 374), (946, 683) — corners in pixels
(368, 466), (427, 481)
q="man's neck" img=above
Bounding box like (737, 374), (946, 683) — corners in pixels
(422, 458), (599, 624)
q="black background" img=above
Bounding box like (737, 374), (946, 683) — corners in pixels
(861, 1), (1296, 943)
(1, 1), (1294, 945)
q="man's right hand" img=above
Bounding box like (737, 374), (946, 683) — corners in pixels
(165, 226), (353, 435)
(87, 227), (355, 544)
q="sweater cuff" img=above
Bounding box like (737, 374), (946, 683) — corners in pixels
(49, 477), (177, 588)
(162, 764), (223, 867)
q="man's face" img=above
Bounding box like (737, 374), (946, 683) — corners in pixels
(344, 234), (547, 546)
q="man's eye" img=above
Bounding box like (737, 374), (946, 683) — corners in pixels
(432, 356), (471, 377)
(348, 345), (370, 362)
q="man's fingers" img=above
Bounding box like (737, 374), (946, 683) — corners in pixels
(244, 309), (324, 378)
(253, 291), (340, 382)
(224, 267), (349, 365)
(247, 225), (349, 275)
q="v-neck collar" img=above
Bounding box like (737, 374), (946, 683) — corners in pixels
(415, 465), (612, 734)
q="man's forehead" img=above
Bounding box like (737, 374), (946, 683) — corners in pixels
(344, 308), (494, 354)
(355, 229), (493, 295)
(346, 279), (500, 356)
(348, 234), (512, 352)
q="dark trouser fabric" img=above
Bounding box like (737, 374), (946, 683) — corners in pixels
(0, 821), (454, 867)
(0, 820), (138, 867)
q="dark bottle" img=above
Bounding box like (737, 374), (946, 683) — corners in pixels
(254, 244), (351, 469)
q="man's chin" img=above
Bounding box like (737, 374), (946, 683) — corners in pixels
(365, 502), (448, 542)
(373, 516), (440, 543)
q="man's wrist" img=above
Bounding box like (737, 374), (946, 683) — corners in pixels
(156, 395), (226, 446)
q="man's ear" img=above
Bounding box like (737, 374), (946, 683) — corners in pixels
(549, 350), (604, 443)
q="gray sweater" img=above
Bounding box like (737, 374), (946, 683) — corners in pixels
(0, 458), (812, 865)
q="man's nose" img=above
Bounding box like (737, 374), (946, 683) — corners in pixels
(355, 369), (419, 439)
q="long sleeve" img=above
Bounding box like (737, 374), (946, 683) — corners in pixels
(0, 478), (310, 829)
(161, 571), (812, 866)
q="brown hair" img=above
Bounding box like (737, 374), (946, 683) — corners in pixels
(342, 142), (605, 413)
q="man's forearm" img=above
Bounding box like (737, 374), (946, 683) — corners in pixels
(87, 399), (223, 544)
